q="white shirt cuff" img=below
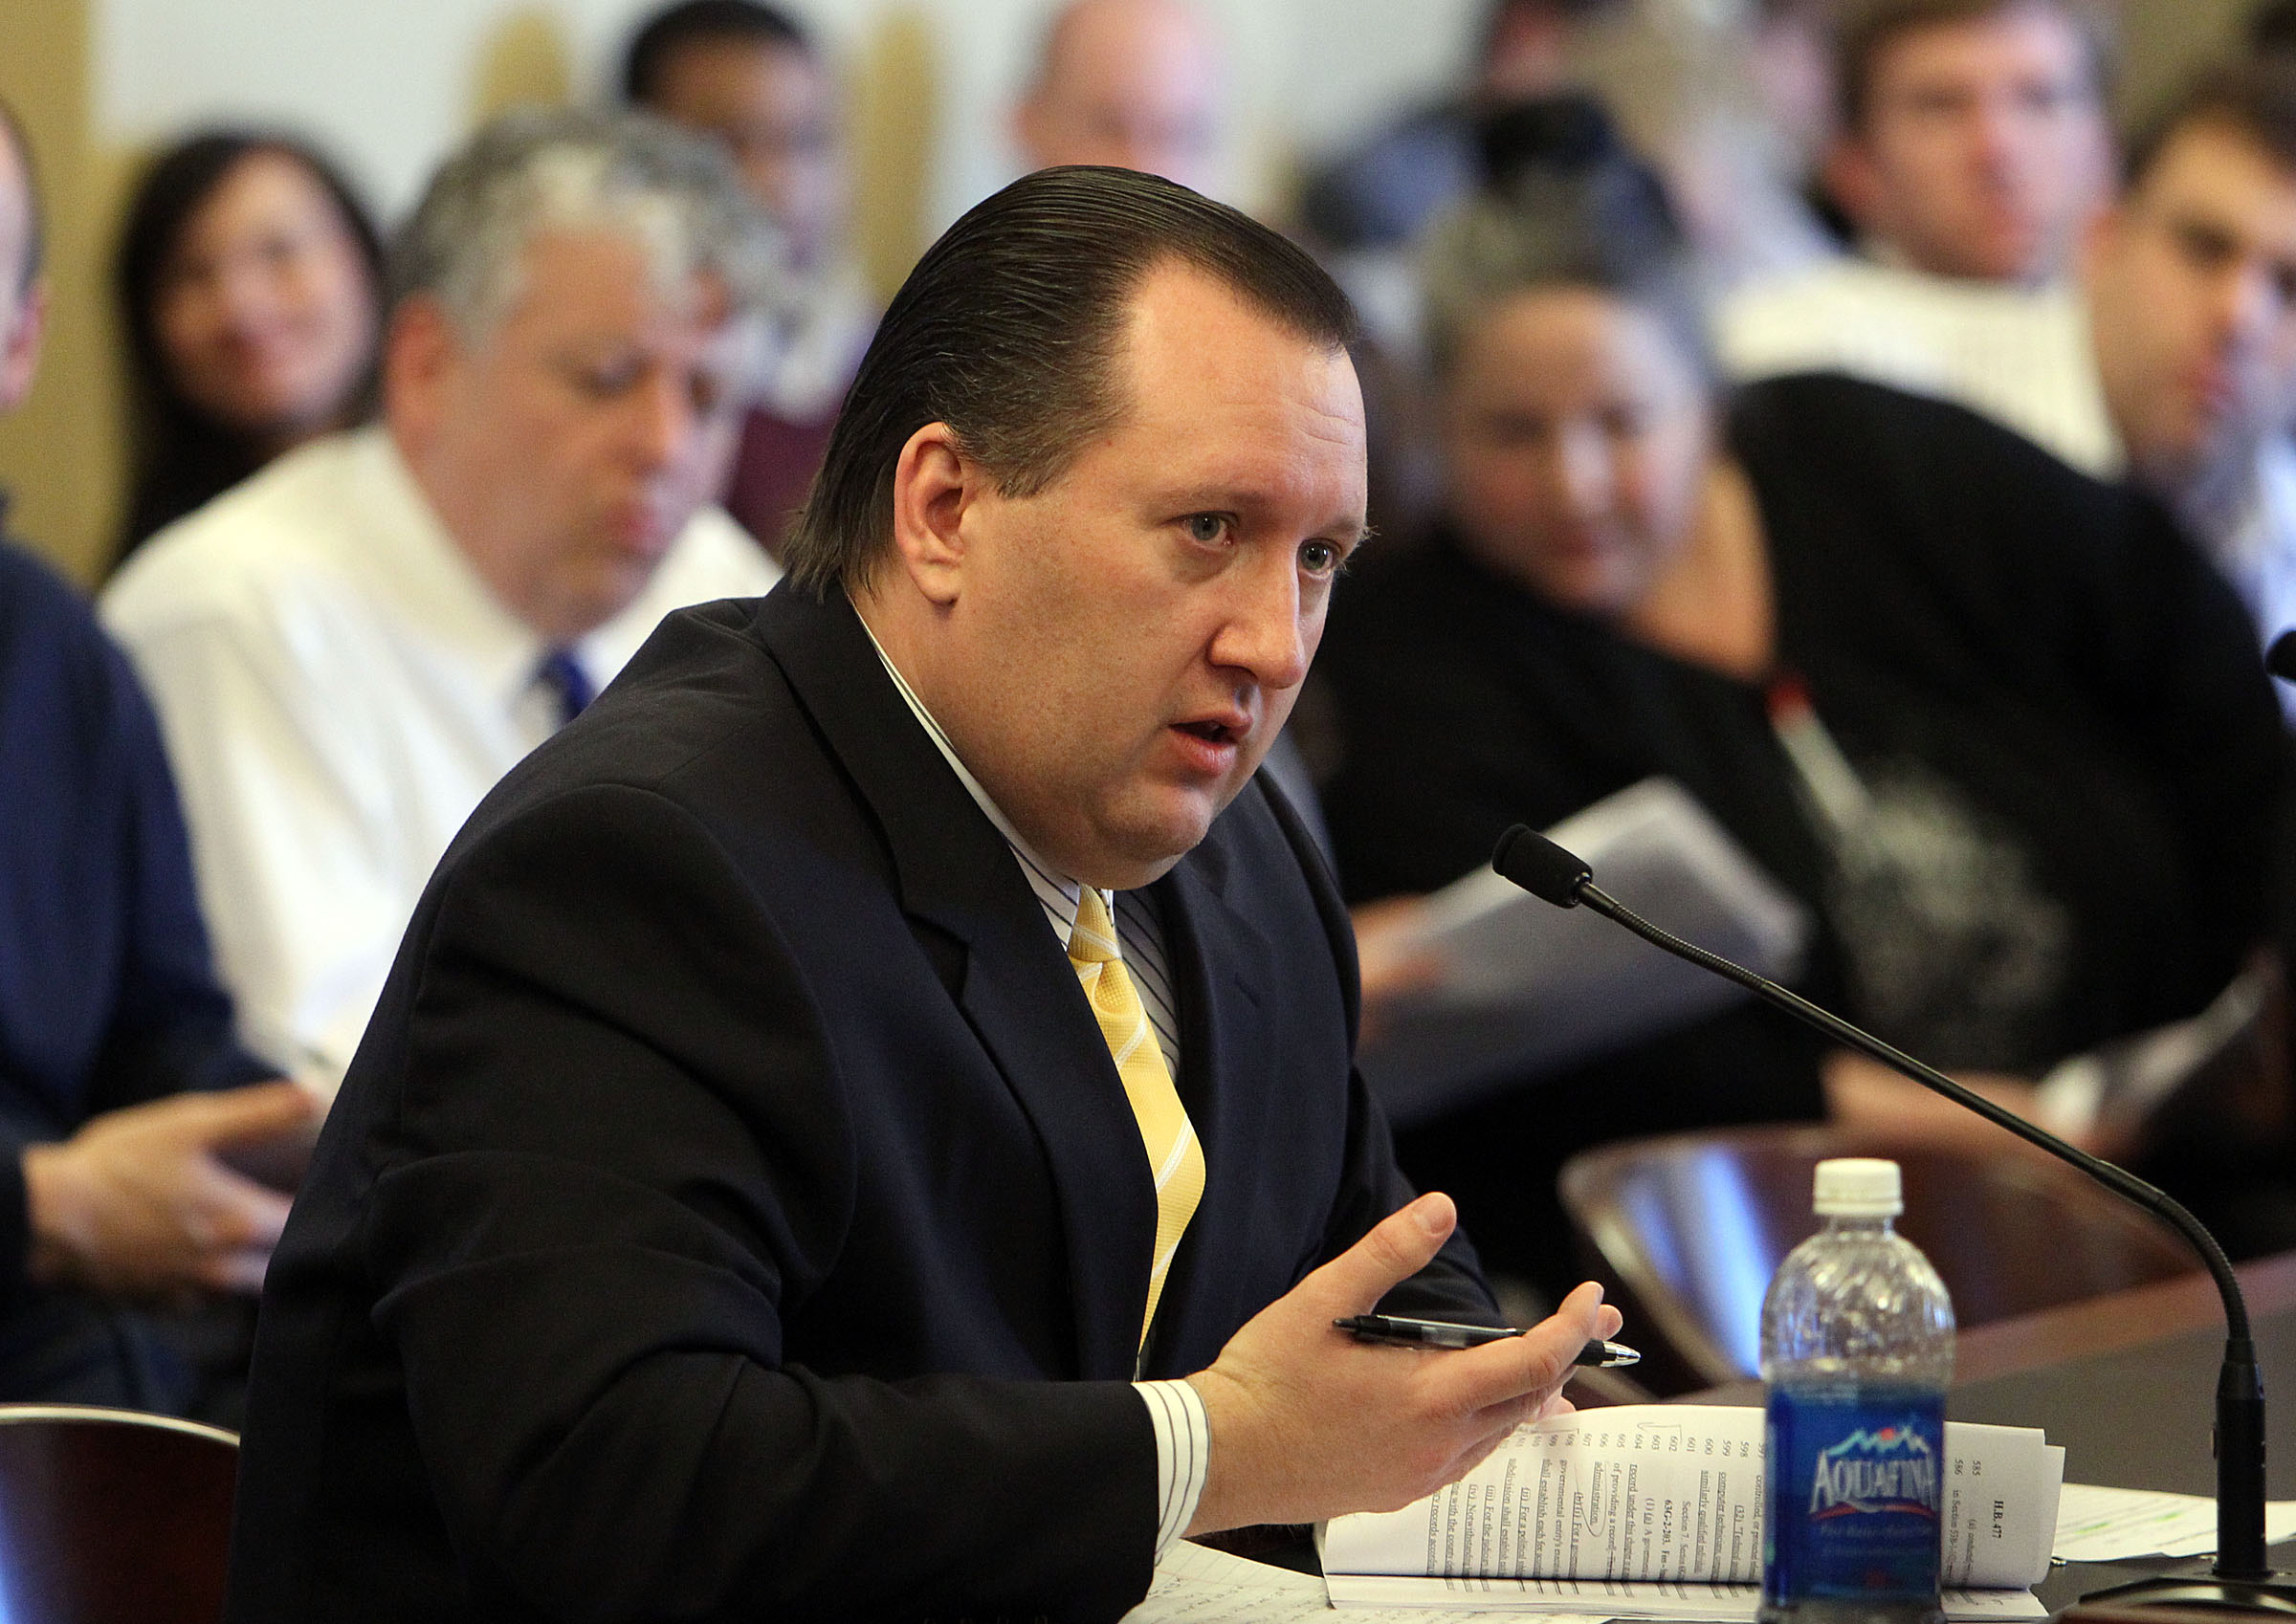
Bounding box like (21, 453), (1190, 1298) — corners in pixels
(1135, 1378), (1210, 1555)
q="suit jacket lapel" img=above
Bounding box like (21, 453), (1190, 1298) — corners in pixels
(752, 583), (1154, 1379)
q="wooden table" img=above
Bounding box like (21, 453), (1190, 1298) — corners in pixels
(1951, 1251), (2296, 1498)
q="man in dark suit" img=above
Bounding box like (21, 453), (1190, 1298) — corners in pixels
(225, 165), (1617, 1622)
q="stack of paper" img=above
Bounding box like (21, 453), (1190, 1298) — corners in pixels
(2052, 1484), (2296, 1562)
(1121, 1480), (2296, 1621)
(1320, 1406), (2059, 1617)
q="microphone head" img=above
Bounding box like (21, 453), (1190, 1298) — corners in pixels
(2270, 628), (2296, 685)
(1491, 824), (1592, 908)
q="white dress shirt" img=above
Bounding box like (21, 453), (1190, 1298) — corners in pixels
(858, 613), (1211, 1556)
(99, 426), (781, 1095)
(1716, 256), (2122, 477)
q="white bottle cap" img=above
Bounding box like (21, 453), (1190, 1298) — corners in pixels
(1812, 1157), (1902, 1218)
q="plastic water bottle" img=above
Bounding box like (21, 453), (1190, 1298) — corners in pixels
(1759, 1158), (1955, 1624)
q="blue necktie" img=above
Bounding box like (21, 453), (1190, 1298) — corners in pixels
(536, 648), (594, 727)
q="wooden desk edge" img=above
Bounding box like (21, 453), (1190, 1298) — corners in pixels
(1952, 1251), (2296, 1386)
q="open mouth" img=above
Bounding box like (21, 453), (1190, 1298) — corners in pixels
(1177, 718), (1242, 745)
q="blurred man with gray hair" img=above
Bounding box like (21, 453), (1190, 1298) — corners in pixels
(102, 109), (783, 1097)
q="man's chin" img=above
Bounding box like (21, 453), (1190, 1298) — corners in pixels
(1078, 792), (1232, 890)
(548, 560), (657, 641)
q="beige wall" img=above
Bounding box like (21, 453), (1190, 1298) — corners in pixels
(2115, 0), (2247, 119)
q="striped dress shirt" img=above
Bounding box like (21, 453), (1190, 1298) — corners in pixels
(859, 614), (1210, 1556)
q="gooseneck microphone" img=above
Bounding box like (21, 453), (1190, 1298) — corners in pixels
(1490, 823), (2293, 1610)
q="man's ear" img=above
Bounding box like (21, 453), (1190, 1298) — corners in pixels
(888, 421), (979, 607)
(381, 296), (459, 455)
(0, 276), (47, 413)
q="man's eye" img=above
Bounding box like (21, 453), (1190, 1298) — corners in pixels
(2174, 223), (2237, 273)
(2017, 80), (2078, 117)
(565, 358), (641, 397)
(1183, 514), (1231, 544)
(1300, 539), (1341, 575)
(1477, 411), (1545, 449)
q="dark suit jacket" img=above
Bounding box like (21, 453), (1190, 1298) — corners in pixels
(226, 583), (1490, 1623)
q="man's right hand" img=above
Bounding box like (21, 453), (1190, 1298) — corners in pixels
(22, 1081), (319, 1299)
(1183, 1192), (1620, 1534)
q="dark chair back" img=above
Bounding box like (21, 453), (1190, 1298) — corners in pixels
(0, 1406), (236, 1624)
(1559, 1125), (2196, 1394)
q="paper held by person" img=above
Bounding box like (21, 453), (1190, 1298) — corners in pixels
(1356, 779), (1810, 1127)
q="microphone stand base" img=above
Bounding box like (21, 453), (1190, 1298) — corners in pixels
(2078, 1563), (2296, 1616)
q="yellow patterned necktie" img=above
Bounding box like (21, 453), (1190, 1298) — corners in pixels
(1069, 886), (1205, 1349)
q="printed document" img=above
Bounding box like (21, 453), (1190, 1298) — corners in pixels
(1321, 1406), (2060, 1617)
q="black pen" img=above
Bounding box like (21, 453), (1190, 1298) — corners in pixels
(1334, 1315), (1640, 1367)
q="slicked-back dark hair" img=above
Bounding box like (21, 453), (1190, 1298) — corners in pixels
(623, 0), (812, 106)
(2125, 56), (2296, 191)
(783, 165), (1358, 595)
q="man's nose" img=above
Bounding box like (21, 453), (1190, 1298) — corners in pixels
(1966, 94), (2027, 177)
(1211, 554), (1311, 691)
(625, 369), (696, 470)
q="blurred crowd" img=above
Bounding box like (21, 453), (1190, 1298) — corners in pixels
(9, 0), (2296, 1410)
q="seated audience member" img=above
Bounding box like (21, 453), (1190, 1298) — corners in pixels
(1717, 0), (2120, 472)
(1640, 0), (1843, 294)
(111, 131), (385, 565)
(1314, 127), (2287, 1297)
(223, 165), (1619, 1622)
(1012, 0), (1224, 194)
(0, 103), (315, 1413)
(2085, 60), (2296, 660)
(102, 111), (782, 1097)
(1750, 0), (1841, 209)
(624, 0), (873, 555)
